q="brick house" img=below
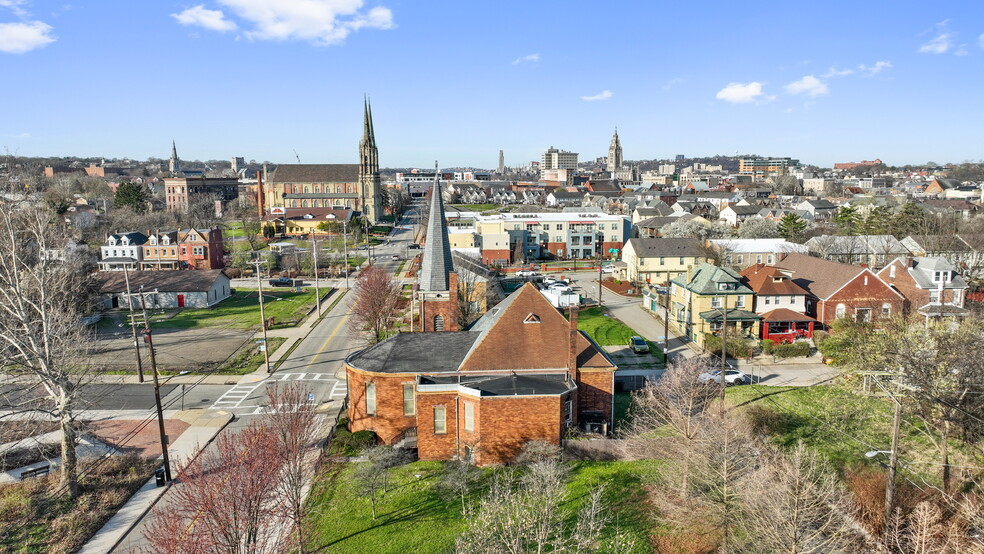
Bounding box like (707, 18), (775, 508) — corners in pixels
(771, 253), (904, 327)
(178, 228), (225, 270)
(345, 284), (617, 466)
(740, 264), (819, 343)
(140, 231), (180, 270)
(877, 256), (970, 320)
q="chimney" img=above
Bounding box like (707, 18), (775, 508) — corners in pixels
(686, 265), (694, 283)
(859, 263), (868, 269)
(568, 305), (579, 380)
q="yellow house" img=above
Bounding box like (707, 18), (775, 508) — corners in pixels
(668, 262), (760, 349)
(622, 237), (714, 285)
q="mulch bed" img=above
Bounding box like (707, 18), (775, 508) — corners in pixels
(87, 419), (190, 459)
(600, 279), (643, 297)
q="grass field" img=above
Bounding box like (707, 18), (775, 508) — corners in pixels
(217, 336), (287, 374)
(448, 204), (500, 212)
(303, 460), (658, 553)
(577, 307), (637, 346)
(149, 289), (319, 330)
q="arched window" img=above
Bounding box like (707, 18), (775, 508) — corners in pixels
(835, 304), (846, 318)
(434, 315), (444, 331)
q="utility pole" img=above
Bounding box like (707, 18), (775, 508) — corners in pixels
(342, 220), (349, 288)
(252, 260), (273, 374)
(136, 287), (172, 483)
(720, 294), (728, 400)
(884, 392), (903, 539)
(597, 263), (603, 306)
(122, 266), (144, 383)
(312, 234), (321, 317)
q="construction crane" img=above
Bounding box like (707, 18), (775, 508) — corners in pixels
(293, 149), (301, 163)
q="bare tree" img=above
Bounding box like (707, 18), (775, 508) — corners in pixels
(435, 460), (484, 513)
(142, 423), (286, 553)
(740, 442), (864, 553)
(0, 204), (95, 498)
(349, 265), (400, 344)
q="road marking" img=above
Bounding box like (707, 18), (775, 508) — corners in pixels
(330, 381), (347, 398)
(210, 383), (262, 409)
(308, 304), (354, 367)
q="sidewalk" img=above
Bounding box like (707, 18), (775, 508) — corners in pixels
(79, 409), (234, 554)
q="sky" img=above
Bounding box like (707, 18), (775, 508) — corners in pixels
(1, 0), (983, 169)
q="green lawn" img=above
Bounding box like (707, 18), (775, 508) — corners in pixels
(577, 307), (638, 346)
(725, 385), (945, 474)
(217, 336), (287, 374)
(149, 289), (319, 330)
(449, 203), (500, 212)
(304, 460), (657, 553)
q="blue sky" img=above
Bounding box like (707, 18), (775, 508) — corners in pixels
(1, 0), (982, 169)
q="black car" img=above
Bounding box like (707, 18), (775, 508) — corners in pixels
(269, 277), (294, 287)
(407, 244), (421, 249)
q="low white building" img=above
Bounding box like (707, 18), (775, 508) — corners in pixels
(95, 269), (232, 310)
(707, 238), (809, 269)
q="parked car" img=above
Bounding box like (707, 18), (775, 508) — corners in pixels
(630, 336), (650, 354)
(390, 254), (400, 260)
(698, 369), (749, 386)
(515, 270), (537, 278)
(407, 244), (421, 249)
(600, 265), (615, 274)
(269, 277), (294, 287)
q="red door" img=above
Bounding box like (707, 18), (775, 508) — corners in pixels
(177, 294), (185, 308)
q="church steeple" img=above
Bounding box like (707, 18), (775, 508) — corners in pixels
(419, 164), (454, 292)
(169, 140), (181, 174)
(358, 97), (382, 222)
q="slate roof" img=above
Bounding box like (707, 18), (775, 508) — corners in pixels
(347, 332), (480, 373)
(698, 308), (761, 322)
(419, 186), (455, 292)
(271, 164), (360, 183)
(726, 205), (763, 216)
(670, 263), (753, 295)
(95, 269), (228, 293)
(906, 257), (969, 290)
(636, 214), (696, 230)
(626, 237), (708, 258)
(108, 232), (149, 246)
(419, 373), (573, 396)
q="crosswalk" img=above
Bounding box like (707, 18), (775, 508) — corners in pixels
(271, 372), (337, 382)
(210, 383), (263, 409)
(207, 373), (347, 413)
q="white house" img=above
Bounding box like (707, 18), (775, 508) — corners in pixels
(99, 232), (148, 271)
(95, 269), (232, 310)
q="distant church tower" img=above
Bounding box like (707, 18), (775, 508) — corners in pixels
(169, 140), (181, 174)
(607, 128), (622, 174)
(498, 150), (505, 174)
(359, 99), (383, 223)
(418, 167), (458, 332)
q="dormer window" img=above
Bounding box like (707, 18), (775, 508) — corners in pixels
(717, 282), (735, 291)
(933, 271), (950, 283)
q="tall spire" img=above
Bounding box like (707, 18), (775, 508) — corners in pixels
(419, 162), (454, 292)
(607, 127), (622, 174)
(362, 96), (376, 148)
(169, 140), (181, 174)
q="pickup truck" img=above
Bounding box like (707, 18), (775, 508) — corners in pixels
(269, 277), (294, 287)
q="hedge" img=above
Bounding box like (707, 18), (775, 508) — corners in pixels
(703, 333), (754, 359)
(772, 341), (811, 358)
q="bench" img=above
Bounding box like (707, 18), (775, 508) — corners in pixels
(20, 465), (50, 480)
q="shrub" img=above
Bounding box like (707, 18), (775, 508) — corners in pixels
(760, 339), (775, 354)
(703, 334), (754, 358)
(328, 418), (378, 457)
(772, 341), (811, 358)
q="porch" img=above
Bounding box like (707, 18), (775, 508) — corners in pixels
(759, 308), (819, 344)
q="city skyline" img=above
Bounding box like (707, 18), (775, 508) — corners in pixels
(2, 1), (983, 168)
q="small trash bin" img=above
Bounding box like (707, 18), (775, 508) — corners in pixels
(155, 467), (166, 487)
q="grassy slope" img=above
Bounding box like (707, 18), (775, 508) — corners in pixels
(149, 289), (318, 330)
(304, 460), (658, 553)
(577, 307), (636, 346)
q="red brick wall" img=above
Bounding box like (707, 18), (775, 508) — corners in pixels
(421, 274), (460, 332)
(576, 369), (614, 422)
(475, 395), (563, 466)
(482, 249), (512, 265)
(544, 242), (567, 257)
(345, 366), (418, 443)
(416, 391), (459, 461)
(817, 272), (905, 325)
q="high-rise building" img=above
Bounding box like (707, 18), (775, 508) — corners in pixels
(606, 128), (622, 174)
(739, 157), (800, 175)
(541, 146), (578, 170)
(498, 150), (505, 174)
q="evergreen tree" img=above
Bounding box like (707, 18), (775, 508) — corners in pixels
(832, 205), (859, 235)
(777, 213), (808, 242)
(114, 181), (150, 214)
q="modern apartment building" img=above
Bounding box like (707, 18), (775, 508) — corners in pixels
(541, 147), (579, 170)
(738, 157), (800, 175)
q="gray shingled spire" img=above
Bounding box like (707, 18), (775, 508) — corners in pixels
(419, 166), (454, 292)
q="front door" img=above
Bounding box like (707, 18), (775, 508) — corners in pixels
(177, 294), (185, 308)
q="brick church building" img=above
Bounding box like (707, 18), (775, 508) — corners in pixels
(344, 180), (617, 465)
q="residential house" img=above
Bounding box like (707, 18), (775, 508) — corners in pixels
(795, 199), (838, 221)
(633, 214), (700, 238)
(621, 238), (713, 284)
(758, 207), (815, 223)
(99, 232), (148, 271)
(740, 264), (818, 343)
(546, 189), (583, 208)
(345, 284), (617, 466)
(707, 238), (809, 269)
(178, 228), (225, 270)
(631, 201), (674, 223)
(95, 269), (231, 309)
(140, 231), (180, 270)
(877, 257), (969, 319)
(668, 263), (759, 349)
(924, 178), (962, 197)
(771, 253), (905, 327)
(805, 235), (909, 269)
(719, 205), (762, 227)
(264, 207), (356, 237)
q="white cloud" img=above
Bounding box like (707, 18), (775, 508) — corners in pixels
(214, 0), (395, 46)
(0, 0), (29, 18)
(920, 20), (953, 54)
(512, 53), (539, 65)
(859, 60), (892, 75)
(715, 82), (765, 103)
(784, 75), (829, 97)
(172, 5), (237, 32)
(580, 90), (612, 101)
(0, 20), (55, 53)
(662, 76), (684, 90)
(822, 66), (854, 78)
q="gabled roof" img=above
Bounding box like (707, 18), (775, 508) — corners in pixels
(271, 164), (360, 183)
(459, 284), (613, 371)
(740, 265), (811, 296)
(725, 205), (763, 215)
(108, 232), (148, 245)
(670, 263), (753, 295)
(760, 308), (818, 322)
(626, 237), (709, 258)
(636, 214), (696, 230)
(95, 269), (228, 293)
(770, 253), (890, 299)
